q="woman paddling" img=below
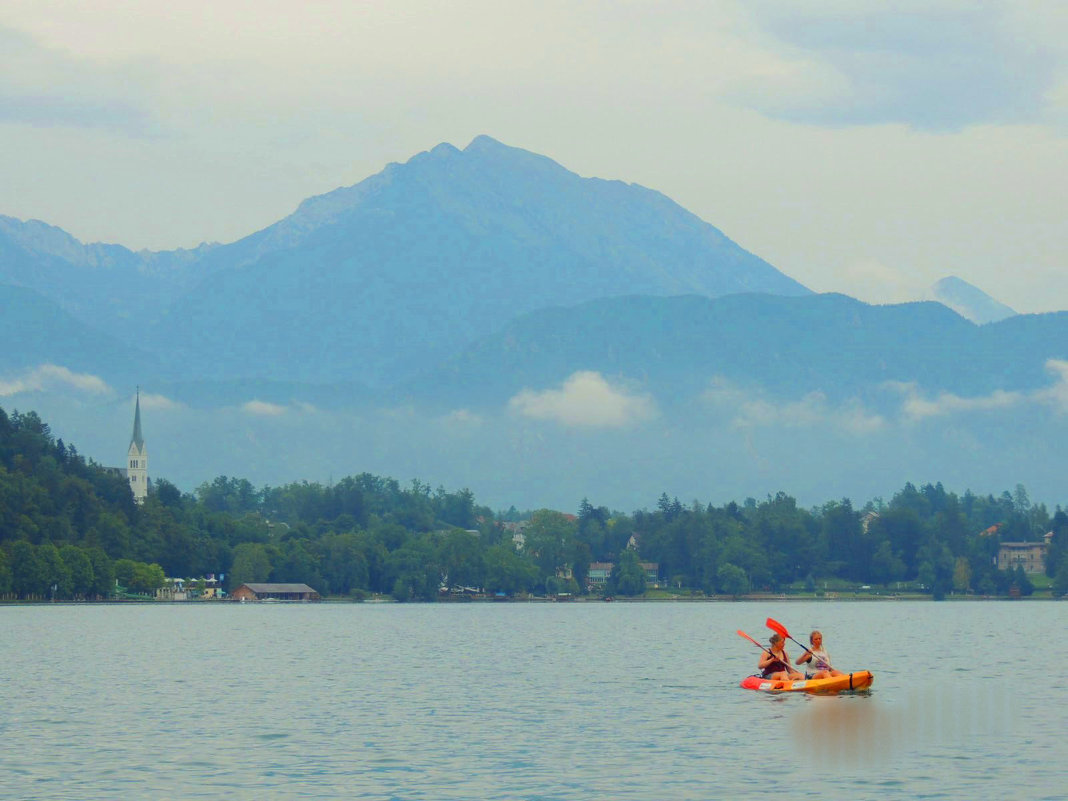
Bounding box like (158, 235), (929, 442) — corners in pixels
(796, 630), (844, 680)
(758, 633), (803, 681)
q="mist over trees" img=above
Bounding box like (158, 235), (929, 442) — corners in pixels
(1, 405), (1065, 601)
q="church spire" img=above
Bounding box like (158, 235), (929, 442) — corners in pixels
(130, 387), (144, 450)
(127, 387), (148, 504)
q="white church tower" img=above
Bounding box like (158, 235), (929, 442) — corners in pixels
(127, 389), (148, 504)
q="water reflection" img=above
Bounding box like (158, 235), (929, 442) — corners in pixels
(791, 684), (1014, 766)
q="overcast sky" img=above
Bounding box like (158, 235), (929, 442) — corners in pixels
(1, 0), (1065, 312)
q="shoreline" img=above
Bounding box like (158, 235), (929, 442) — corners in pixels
(1, 593), (1062, 606)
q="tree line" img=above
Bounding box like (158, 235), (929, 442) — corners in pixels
(1, 405), (1066, 601)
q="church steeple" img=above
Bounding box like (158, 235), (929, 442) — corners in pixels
(126, 388), (148, 504)
(130, 387), (144, 450)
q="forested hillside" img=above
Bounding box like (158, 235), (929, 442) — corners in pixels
(1, 406), (1065, 600)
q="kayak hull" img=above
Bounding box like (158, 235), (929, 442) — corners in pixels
(740, 670), (874, 694)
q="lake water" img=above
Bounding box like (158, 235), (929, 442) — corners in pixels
(2, 601), (1064, 800)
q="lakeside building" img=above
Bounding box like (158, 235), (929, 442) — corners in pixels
(231, 583), (322, 602)
(502, 521), (529, 550)
(996, 532), (1052, 574)
(156, 575), (226, 601)
(586, 561), (660, 589)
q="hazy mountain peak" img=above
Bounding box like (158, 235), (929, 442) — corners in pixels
(927, 275), (1016, 324)
(0, 215), (88, 265)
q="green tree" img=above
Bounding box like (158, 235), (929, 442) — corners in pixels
(1052, 562), (1068, 598)
(37, 542), (72, 599)
(952, 556), (972, 594)
(113, 558), (137, 592)
(483, 543), (537, 596)
(86, 547), (115, 598)
(229, 543), (273, 587)
(870, 540), (905, 585)
(60, 544), (95, 598)
(1012, 565), (1034, 597)
(319, 533), (370, 595)
(128, 562), (166, 594)
(1046, 511), (1068, 578)
(522, 510), (577, 589)
(0, 547), (11, 595)
(152, 478), (185, 509)
(387, 537), (440, 601)
(9, 541), (47, 598)
(438, 528), (485, 589)
(609, 548), (646, 597)
(271, 539), (324, 589)
(86, 512), (132, 559)
(717, 563), (749, 598)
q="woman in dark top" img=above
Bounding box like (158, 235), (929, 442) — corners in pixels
(758, 633), (803, 680)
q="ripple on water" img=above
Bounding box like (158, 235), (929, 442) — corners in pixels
(1, 602), (1066, 800)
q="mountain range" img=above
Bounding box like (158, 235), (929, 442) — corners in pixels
(1, 136), (1065, 510)
(2, 136), (807, 385)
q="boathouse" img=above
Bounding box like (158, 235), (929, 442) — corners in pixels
(231, 583), (322, 602)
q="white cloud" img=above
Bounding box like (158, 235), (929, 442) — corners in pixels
(441, 409), (484, 430)
(509, 371), (656, 428)
(1034, 359), (1068, 413)
(703, 378), (886, 432)
(0, 26), (159, 135)
(902, 388), (1023, 420)
(241, 399), (287, 416)
(885, 375), (1068, 421)
(733, 392), (829, 428)
(0, 364), (111, 397)
(138, 392), (182, 410)
(737, 1), (1062, 130)
(839, 401), (888, 435)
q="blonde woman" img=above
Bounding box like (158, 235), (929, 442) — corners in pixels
(796, 630), (844, 680)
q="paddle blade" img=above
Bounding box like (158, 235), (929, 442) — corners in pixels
(765, 617), (789, 639)
(736, 629), (763, 649)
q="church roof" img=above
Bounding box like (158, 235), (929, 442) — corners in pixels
(130, 390), (144, 449)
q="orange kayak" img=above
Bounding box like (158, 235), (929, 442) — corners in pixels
(740, 670), (874, 694)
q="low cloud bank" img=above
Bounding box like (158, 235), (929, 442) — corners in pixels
(0, 364), (111, 397)
(703, 377), (886, 434)
(890, 359), (1068, 420)
(509, 371), (657, 428)
(241, 400), (288, 417)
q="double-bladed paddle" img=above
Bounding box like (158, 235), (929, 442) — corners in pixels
(765, 617), (812, 657)
(736, 629), (777, 658)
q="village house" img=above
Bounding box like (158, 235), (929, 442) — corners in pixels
(230, 583), (322, 602)
(585, 561), (660, 589)
(996, 532), (1052, 574)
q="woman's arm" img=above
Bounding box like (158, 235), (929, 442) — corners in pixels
(797, 650), (812, 664)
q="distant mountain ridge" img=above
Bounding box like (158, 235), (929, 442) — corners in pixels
(0, 215), (217, 332)
(147, 136), (811, 383)
(926, 276), (1016, 324)
(1, 136), (809, 386)
(2, 138), (1067, 509)
(401, 292), (1068, 410)
(0, 283), (156, 384)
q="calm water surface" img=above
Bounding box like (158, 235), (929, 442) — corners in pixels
(2, 601), (1065, 800)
